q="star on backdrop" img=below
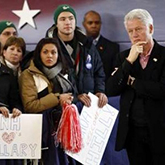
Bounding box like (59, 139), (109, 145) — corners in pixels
(12, 0), (40, 29)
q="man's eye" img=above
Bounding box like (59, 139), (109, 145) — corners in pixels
(136, 28), (142, 32)
(88, 22), (93, 25)
(69, 17), (74, 21)
(60, 18), (65, 21)
(2, 32), (17, 36)
(2, 32), (10, 36)
(13, 32), (17, 36)
(128, 30), (133, 33)
(95, 21), (100, 25)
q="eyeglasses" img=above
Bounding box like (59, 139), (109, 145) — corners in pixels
(1, 31), (17, 37)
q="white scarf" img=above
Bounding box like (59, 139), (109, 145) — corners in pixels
(5, 60), (20, 76)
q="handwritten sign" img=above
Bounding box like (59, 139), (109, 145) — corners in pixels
(0, 114), (42, 159)
(67, 92), (119, 165)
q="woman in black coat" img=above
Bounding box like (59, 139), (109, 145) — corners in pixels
(0, 62), (23, 165)
(0, 62), (22, 117)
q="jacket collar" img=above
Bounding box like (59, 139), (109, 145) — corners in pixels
(0, 62), (12, 75)
(28, 60), (44, 75)
(46, 24), (93, 49)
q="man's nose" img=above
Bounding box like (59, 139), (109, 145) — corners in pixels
(132, 30), (139, 37)
(91, 23), (96, 27)
(65, 18), (71, 24)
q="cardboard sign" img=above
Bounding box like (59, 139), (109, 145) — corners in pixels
(67, 92), (119, 165)
(0, 114), (42, 159)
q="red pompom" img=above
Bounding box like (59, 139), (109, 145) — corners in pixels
(56, 103), (82, 153)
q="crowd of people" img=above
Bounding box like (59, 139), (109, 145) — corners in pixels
(0, 4), (165, 165)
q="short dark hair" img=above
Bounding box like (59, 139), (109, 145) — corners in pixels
(83, 10), (101, 23)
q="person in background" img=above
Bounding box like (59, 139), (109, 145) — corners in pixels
(46, 4), (107, 110)
(0, 65), (22, 117)
(0, 62), (23, 165)
(0, 49), (23, 165)
(0, 20), (29, 72)
(0, 36), (24, 165)
(106, 8), (165, 165)
(83, 10), (120, 82)
(46, 4), (129, 165)
(1, 36), (26, 77)
(83, 10), (129, 165)
(19, 37), (75, 165)
(0, 20), (17, 53)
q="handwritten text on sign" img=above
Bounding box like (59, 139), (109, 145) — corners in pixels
(67, 92), (119, 165)
(0, 114), (42, 159)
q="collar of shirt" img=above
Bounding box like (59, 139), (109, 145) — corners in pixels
(93, 34), (100, 45)
(139, 42), (154, 69)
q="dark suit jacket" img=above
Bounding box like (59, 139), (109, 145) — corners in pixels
(106, 40), (165, 154)
(96, 35), (119, 81)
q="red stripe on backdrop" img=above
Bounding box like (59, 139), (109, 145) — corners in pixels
(0, 0), (95, 49)
(0, 0), (93, 20)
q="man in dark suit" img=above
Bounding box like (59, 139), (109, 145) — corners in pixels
(106, 8), (165, 165)
(83, 10), (130, 165)
(83, 10), (119, 82)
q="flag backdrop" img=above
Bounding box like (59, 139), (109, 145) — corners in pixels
(1, 0), (165, 51)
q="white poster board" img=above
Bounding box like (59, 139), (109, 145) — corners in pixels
(67, 92), (119, 165)
(0, 114), (42, 159)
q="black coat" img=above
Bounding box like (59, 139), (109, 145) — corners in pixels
(0, 63), (22, 111)
(96, 35), (119, 81)
(106, 40), (165, 153)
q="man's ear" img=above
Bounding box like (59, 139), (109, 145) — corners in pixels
(149, 24), (154, 34)
(82, 21), (85, 28)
